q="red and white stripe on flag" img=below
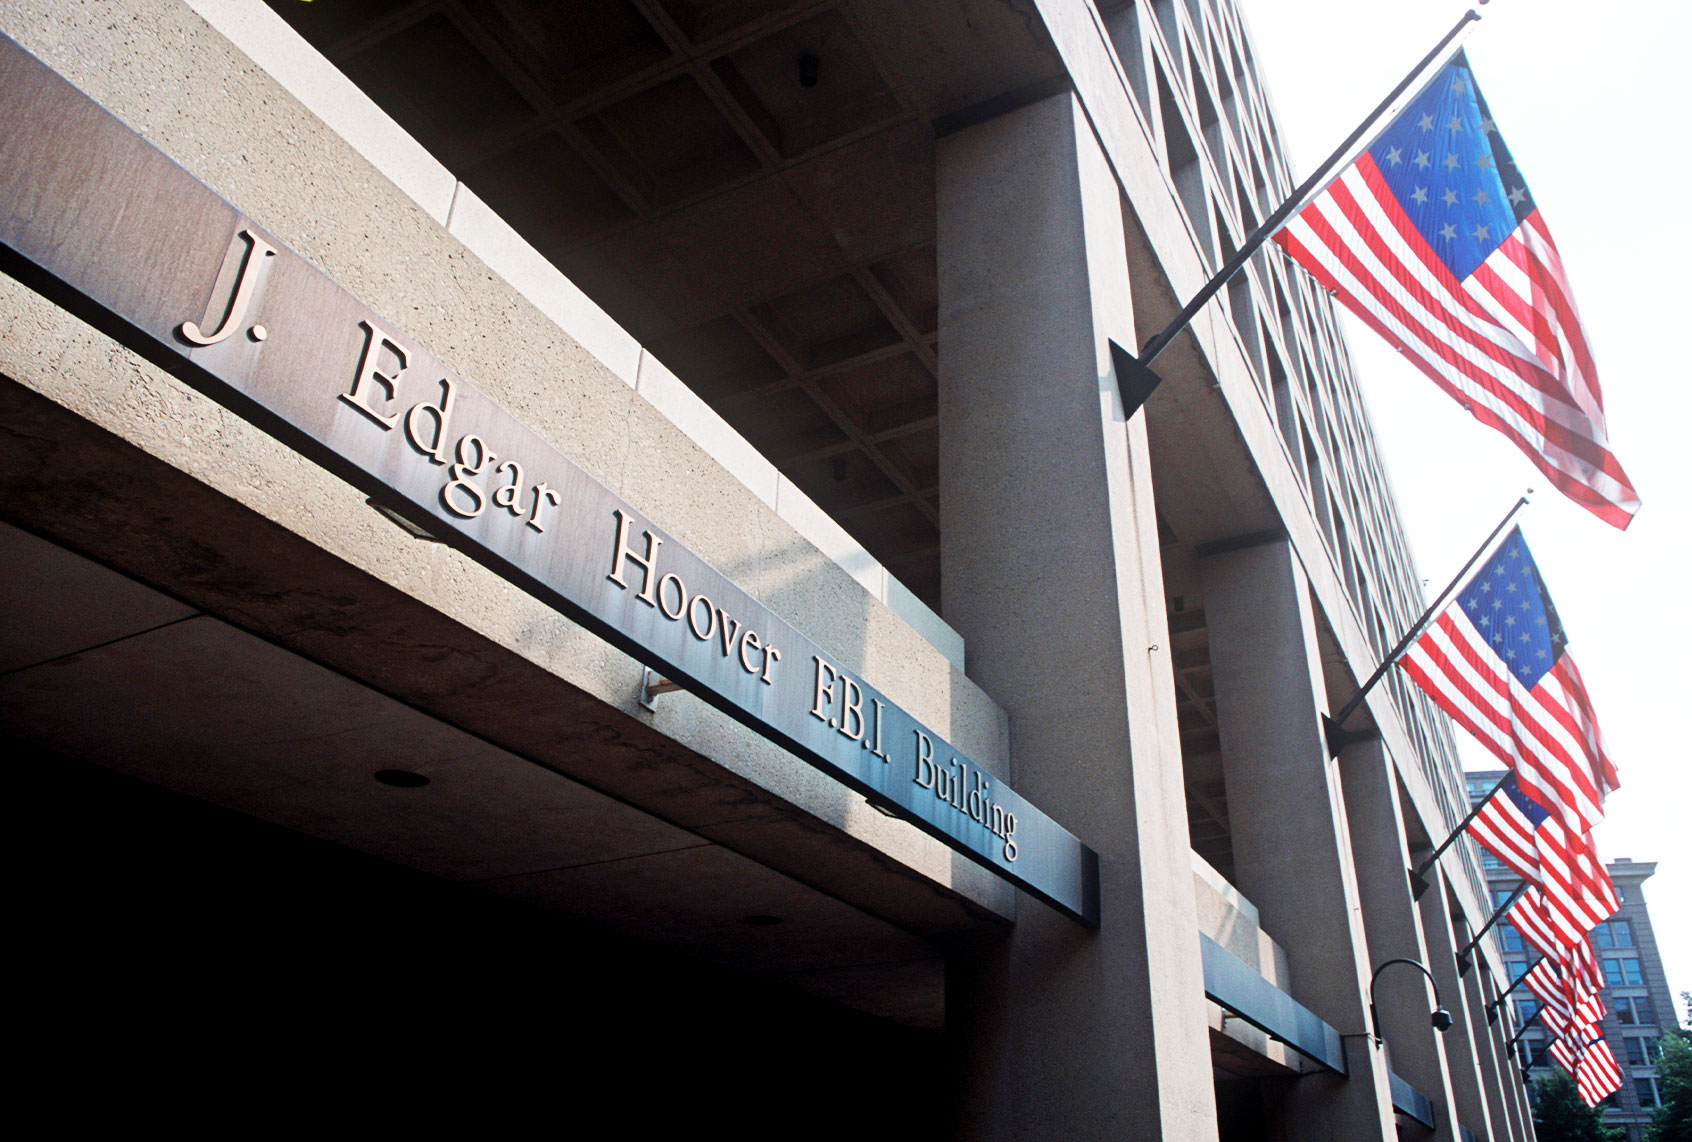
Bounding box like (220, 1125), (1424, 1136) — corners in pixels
(1468, 784), (1540, 885)
(1524, 954), (1605, 1039)
(1402, 626), (1615, 836)
(1576, 1040), (1624, 1106)
(1503, 814), (1622, 943)
(1510, 890), (1612, 972)
(1274, 164), (1639, 528)
(1272, 54), (1638, 525)
(1547, 1034), (1619, 1106)
(1539, 824), (1619, 935)
(1524, 963), (1569, 1032)
(1548, 1034), (1580, 1077)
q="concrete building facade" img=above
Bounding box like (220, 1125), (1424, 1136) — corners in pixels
(0, 0), (1534, 1136)
(1471, 770), (1680, 1142)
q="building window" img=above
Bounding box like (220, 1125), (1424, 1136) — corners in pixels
(1516, 998), (1539, 1024)
(1635, 1078), (1659, 1108)
(1616, 996), (1657, 1026)
(1604, 958), (1644, 987)
(1483, 852), (1504, 870)
(1593, 919), (1634, 948)
(1507, 959), (1529, 982)
(1624, 1037), (1664, 1066)
(1493, 887), (1518, 908)
(1500, 923), (1524, 952)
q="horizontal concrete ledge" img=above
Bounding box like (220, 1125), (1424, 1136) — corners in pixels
(1200, 933), (1347, 1074)
(0, 371), (1010, 937)
(183, 0), (456, 222)
(1192, 847), (1260, 928)
(1389, 1070), (1436, 1129)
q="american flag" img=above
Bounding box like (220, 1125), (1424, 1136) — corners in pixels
(1578, 1040), (1624, 1106)
(1524, 955), (1604, 1039)
(1401, 528), (1618, 837)
(1549, 826), (1619, 933)
(1510, 890), (1611, 983)
(1518, 937), (1621, 1107)
(1509, 888), (1567, 963)
(1549, 1035), (1623, 1107)
(1468, 771), (1544, 883)
(1469, 773), (1618, 946)
(1505, 810), (1621, 953)
(1274, 52), (1638, 528)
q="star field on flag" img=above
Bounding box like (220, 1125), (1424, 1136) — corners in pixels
(1275, 53), (1639, 528)
(1400, 527), (1619, 837)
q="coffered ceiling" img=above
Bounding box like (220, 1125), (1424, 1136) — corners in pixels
(270, 0), (1065, 607)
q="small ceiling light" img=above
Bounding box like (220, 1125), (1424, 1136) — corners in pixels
(365, 497), (441, 542)
(799, 52), (820, 88)
(374, 768), (430, 788)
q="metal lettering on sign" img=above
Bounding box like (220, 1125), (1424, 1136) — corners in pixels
(0, 35), (1099, 924)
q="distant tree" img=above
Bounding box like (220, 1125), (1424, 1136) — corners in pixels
(1532, 1069), (1624, 1142)
(1645, 1029), (1692, 1142)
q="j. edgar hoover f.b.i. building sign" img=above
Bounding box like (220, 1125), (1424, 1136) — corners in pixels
(0, 34), (1098, 925)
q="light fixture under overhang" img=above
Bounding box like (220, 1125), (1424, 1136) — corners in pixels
(365, 496), (441, 542)
(374, 768), (430, 788)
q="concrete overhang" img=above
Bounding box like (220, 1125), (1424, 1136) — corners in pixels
(0, 291), (1006, 1027)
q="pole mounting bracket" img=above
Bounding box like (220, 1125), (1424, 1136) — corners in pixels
(638, 667), (684, 711)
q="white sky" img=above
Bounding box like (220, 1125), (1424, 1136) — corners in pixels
(1239, 0), (1692, 1026)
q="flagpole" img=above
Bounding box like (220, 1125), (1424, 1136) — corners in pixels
(1487, 956), (1543, 1023)
(1131, 8), (1483, 371)
(1324, 491), (1531, 757)
(1408, 768), (1511, 899)
(1506, 1008), (1542, 1053)
(1457, 879), (1528, 975)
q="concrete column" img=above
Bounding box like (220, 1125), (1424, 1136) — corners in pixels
(1418, 872), (1497, 1140)
(936, 92), (1218, 1140)
(1467, 961), (1520, 1139)
(1499, 1003), (1537, 1141)
(1200, 539), (1396, 1139)
(1476, 964), (1529, 1140)
(1339, 740), (1461, 1141)
(1508, 1032), (1538, 1141)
